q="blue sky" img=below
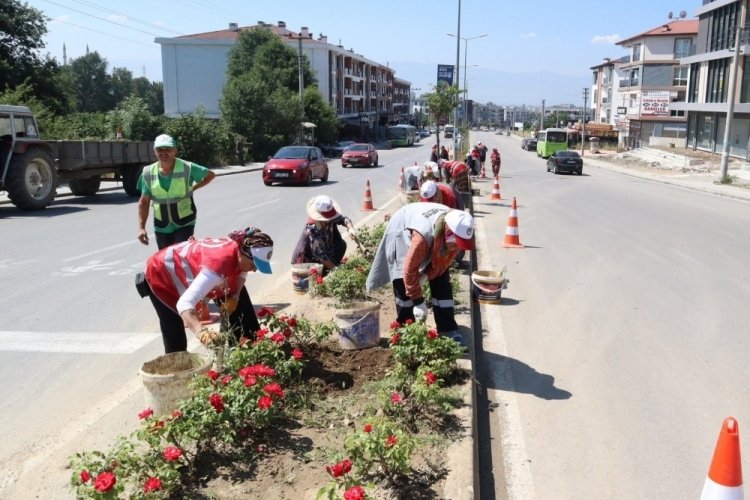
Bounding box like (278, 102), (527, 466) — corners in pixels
(36, 0), (698, 105)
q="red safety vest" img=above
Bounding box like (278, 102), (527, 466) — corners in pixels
(146, 238), (241, 311)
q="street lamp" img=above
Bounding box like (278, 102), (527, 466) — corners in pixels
(447, 33), (488, 133)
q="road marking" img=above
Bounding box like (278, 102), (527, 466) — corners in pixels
(475, 217), (535, 500)
(236, 198), (281, 213)
(0, 331), (159, 354)
(61, 240), (139, 262)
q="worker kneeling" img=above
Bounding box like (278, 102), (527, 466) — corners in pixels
(366, 203), (474, 344)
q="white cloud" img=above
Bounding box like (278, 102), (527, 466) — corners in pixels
(592, 34), (621, 44)
(522, 32), (537, 38)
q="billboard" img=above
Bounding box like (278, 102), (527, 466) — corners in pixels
(640, 91), (670, 117)
(437, 64), (455, 86)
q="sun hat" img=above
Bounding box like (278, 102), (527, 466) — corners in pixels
(419, 180), (438, 200)
(154, 134), (176, 148)
(444, 210), (475, 250)
(306, 195), (342, 222)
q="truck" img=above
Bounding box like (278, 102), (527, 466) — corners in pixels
(0, 105), (157, 210)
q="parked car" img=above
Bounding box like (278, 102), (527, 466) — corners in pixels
(419, 129), (431, 138)
(341, 143), (378, 168)
(262, 146), (329, 186)
(321, 140), (355, 157)
(546, 150), (583, 175)
(521, 138), (538, 151)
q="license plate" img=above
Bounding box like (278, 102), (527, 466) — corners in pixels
(566, 160), (576, 165)
(274, 172), (290, 178)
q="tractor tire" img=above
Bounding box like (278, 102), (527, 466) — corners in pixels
(122, 166), (143, 196)
(6, 148), (58, 210)
(69, 177), (102, 196)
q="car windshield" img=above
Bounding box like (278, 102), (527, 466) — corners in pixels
(338, 141), (354, 148)
(274, 146), (310, 159)
(556, 151), (580, 158)
(347, 144), (368, 152)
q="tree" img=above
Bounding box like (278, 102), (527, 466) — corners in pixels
(423, 82), (462, 153)
(68, 51), (113, 112)
(303, 86), (339, 145)
(110, 67), (134, 106)
(133, 77), (164, 115)
(0, 0), (70, 113)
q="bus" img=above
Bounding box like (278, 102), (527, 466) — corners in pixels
(443, 124), (454, 138)
(387, 124), (416, 147)
(536, 128), (568, 159)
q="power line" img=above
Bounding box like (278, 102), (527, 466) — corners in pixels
(41, 0), (164, 37)
(71, 0), (185, 36)
(51, 16), (157, 49)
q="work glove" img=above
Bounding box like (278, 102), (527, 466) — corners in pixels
(220, 296), (238, 315)
(197, 328), (220, 346)
(413, 300), (428, 322)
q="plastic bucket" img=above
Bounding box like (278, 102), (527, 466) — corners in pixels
(291, 263), (324, 294)
(335, 302), (381, 350)
(140, 351), (212, 416)
(471, 270), (507, 304)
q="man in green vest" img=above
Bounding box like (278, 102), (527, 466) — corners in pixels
(137, 134), (216, 249)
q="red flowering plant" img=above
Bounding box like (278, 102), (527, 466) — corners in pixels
(315, 456), (369, 500)
(342, 417), (416, 487)
(387, 321), (464, 377)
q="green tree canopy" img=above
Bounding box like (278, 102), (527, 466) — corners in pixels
(68, 51), (113, 112)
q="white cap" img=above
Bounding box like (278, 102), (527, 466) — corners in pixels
(444, 210), (475, 250)
(154, 134), (176, 148)
(420, 180), (437, 199)
(423, 161), (438, 171)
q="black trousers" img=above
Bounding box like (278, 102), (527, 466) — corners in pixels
(392, 268), (458, 334)
(148, 285), (260, 353)
(155, 225), (196, 250)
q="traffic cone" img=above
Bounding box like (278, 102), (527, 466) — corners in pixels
(361, 179), (376, 211)
(490, 175), (503, 201)
(502, 197), (524, 248)
(480, 161), (487, 179)
(398, 166), (405, 192)
(701, 417), (743, 499)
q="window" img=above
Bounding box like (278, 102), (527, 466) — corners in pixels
(629, 68), (640, 86)
(673, 66), (688, 86)
(632, 43), (641, 62)
(709, 3), (739, 52)
(706, 58), (730, 103)
(674, 38), (692, 59)
(689, 63), (700, 102)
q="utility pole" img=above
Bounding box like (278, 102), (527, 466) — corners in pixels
(541, 99), (545, 134)
(720, 23), (745, 179)
(453, 0), (462, 155)
(288, 32), (306, 144)
(582, 88), (589, 157)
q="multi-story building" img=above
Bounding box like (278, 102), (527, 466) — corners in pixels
(591, 58), (616, 126)
(613, 19), (697, 148)
(673, 0), (750, 159)
(156, 21), (409, 138)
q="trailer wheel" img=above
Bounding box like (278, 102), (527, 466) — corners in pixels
(122, 166), (142, 196)
(69, 177), (101, 196)
(6, 149), (58, 210)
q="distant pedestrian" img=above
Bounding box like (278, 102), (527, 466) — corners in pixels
(440, 146), (450, 161)
(235, 136), (245, 166)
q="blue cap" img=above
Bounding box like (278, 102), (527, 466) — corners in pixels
(249, 246), (273, 274)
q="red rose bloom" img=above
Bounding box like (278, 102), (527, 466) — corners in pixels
(286, 317), (298, 327)
(221, 374), (233, 385)
(93, 471), (116, 493)
(390, 321), (400, 329)
(315, 276), (324, 284)
(390, 392), (403, 404)
(427, 329), (438, 340)
(243, 375), (257, 387)
(309, 267), (318, 276)
(263, 382), (285, 399)
(255, 327), (269, 340)
(239, 364), (277, 378)
(270, 332), (285, 344)
(171, 410), (182, 420)
(282, 328), (293, 338)
(206, 369), (219, 381)
(138, 407), (153, 420)
(424, 371), (437, 385)
(79, 470), (91, 484)
(257, 306), (275, 318)
(258, 395), (273, 410)
(163, 446), (182, 462)
(291, 348), (304, 360)
(143, 476), (162, 493)
(389, 333), (400, 345)
(405, 319), (414, 325)
(209, 393), (225, 413)
(326, 458), (353, 478)
(386, 435), (398, 447)
(344, 485), (366, 500)
(363, 423), (373, 433)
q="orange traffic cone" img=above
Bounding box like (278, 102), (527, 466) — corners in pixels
(490, 175), (503, 201)
(502, 197), (524, 248)
(479, 161), (487, 179)
(701, 417), (743, 499)
(398, 166), (406, 192)
(196, 300), (212, 324)
(361, 179), (376, 211)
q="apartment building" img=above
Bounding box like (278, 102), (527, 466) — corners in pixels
(672, 0), (750, 159)
(156, 21), (409, 136)
(608, 19), (697, 149)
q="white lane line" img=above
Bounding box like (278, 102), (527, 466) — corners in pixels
(236, 198), (282, 213)
(0, 331), (160, 354)
(475, 216), (535, 500)
(61, 240), (139, 262)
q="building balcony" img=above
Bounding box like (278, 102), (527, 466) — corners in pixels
(619, 78), (640, 88)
